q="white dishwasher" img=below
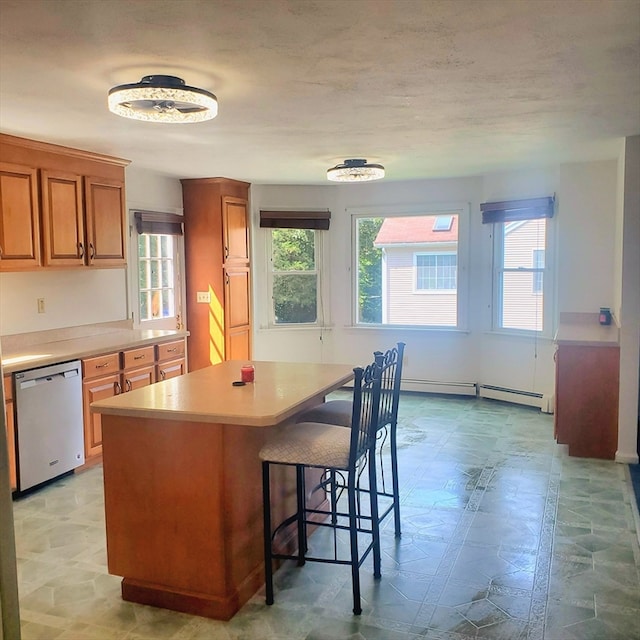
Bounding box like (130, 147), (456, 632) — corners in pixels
(14, 360), (85, 492)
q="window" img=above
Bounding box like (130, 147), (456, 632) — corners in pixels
(416, 253), (457, 291)
(354, 211), (461, 327)
(138, 233), (176, 322)
(270, 228), (319, 324)
(131, 210), (184, 331)
(493, 218), (549, 332)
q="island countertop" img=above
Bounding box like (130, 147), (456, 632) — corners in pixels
(91, 359), (355, 426)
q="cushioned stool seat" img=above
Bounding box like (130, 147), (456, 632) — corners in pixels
(295, 399), (352, 427)
(295, 342), (405, 537)
(260, 358), (383, 615)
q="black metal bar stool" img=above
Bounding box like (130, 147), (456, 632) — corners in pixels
(295, 342), (405, 536)
(259, 355), (384, 615)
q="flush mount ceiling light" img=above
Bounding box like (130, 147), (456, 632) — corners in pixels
(108, 75), (217, 123)
(326, 158), (385, 182)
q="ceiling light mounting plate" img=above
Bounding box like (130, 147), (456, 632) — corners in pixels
(327, 158), (385, 182)
(108, 75), (218, 123)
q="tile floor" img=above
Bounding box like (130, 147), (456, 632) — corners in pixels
(11, 393), (640, 640)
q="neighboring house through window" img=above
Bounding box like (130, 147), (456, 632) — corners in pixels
(353, 209), (464, 327)
(482, 196), (554, 334)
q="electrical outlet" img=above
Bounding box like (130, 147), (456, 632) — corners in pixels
(37, 298), (45, 313)
(196, 291), (211, 303)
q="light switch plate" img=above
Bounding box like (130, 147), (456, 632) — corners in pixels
(196, 291), (211, 303)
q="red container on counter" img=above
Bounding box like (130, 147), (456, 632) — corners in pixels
(241, 364), (255, 383)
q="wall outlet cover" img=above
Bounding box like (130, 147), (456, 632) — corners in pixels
(196, 291), (211, 303)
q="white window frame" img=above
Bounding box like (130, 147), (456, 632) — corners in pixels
(414, 251), (458, 293)
(349, 202), (469, 330)
(129, 222), (185, 331)
(267, 227), (323, 327)
(492, 217), (555, 337)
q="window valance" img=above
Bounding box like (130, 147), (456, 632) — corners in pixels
(480, 196), (555, 224)
(133, 210), (184, 235)
(259, 209), (331, 230)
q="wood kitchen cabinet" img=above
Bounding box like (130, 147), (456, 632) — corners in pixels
(554, 343), (620, 459)
(0, 133), (129, 271)
(81, 338), (186, 465)
(41, 171), (126, 267)
(82, 353), (121, 462)
(0, 162), (41, 270)
(122, 346), (155, 392)
(181, 178), (252, 371)
(3, 374), (17, 491)
(156, 339), (186, 381)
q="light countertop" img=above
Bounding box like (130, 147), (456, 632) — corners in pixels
(554, 312), (619, 347)
(1, 322), (187, 375)
(91, 360), (355, 426)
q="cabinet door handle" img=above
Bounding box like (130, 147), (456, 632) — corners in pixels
(160, 370), (166, 380)
(115, 381), (122, 394)
(78, 242), (84, 258)
(89, 243), (95, 259)
(134, 354), (145, 360)
(125, 379), (132, 392)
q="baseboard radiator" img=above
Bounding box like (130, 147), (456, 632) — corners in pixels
(478, 384), (554, 412)
(401, 379), (477, 396)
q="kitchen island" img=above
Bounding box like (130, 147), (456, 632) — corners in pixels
(91, 360), (354, 620)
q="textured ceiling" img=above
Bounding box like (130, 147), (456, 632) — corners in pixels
(0, 0), (638, 184)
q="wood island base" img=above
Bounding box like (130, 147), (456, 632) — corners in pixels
(95, 360), (355, 620)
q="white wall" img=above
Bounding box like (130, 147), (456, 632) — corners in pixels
(0, 166), (183, 337)
(616, 136), (640, 463)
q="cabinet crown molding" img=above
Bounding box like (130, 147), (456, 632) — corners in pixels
(0, 133), (130, 167)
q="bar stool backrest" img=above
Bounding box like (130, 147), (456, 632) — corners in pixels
(374, 342), (405, 429)
(348, 353), (384, 467)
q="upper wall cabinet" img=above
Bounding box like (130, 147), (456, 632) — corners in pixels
(0, 134), (129, 271)
(0, 162), (41, 269)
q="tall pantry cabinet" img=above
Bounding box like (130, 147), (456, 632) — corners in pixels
(181, 178), (252, 371)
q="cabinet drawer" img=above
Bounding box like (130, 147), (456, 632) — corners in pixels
(3, 375), (12, 402)
(122, 346), (155, 371)
(156, 339), (185, 363)
(83, 352), (120, 379)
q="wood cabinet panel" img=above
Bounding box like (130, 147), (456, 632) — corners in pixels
(122, 346), (154, 371)
(222, 196), (250, 265)
(84, 176), (126, 265)
(555, 344), (619, 460)
(0, 162), (41, 269)
(83, 352), (120, 378)
(123, 365), (155, 393)
(4, 375), (16, 491)
(157, 358), (186, 382)
(41, 169), (85, 266)
(156, 339), (185, 363)
(182, 178), (251, 370)
(82, 372), (121, 459)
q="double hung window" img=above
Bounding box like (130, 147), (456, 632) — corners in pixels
(483, 197), (554, 334)
(269, 228), (320, 324)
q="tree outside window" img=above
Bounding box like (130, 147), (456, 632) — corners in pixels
(271, 228), (318, 324)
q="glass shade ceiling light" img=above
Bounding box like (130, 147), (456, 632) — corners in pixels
(108, 75), (217, 123)
(326, 158), (385, 182)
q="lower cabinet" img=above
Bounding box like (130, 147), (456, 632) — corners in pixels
(82, 371), (120, 460)
(554, 343), (620, 459)
(81, 338), (186, 465)
(3, 375), (16, 490)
